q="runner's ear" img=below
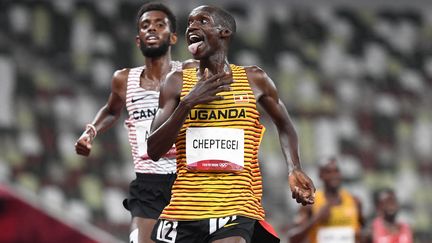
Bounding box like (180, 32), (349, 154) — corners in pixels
(170, 33), (178, 45)
(220, 28), (232, 38)
(135, 35), (140, 47)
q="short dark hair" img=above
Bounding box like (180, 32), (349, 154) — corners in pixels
(318, 156), (338, 170)
(214, 7), (236, 35)
(202, 5), (236, 36)
(372, 187), (394, 207)
(136, 2), (176, 33)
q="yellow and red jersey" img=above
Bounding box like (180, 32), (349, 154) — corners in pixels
(309, 189), (361, 243)
(160, 64), (266, 221)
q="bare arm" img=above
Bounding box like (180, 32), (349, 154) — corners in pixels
(147, 70), (230, 161)
(246, 66), (315, 205)
(354, 196), (365, 228)
(75, 69), (128, 156)
(287, 206), (314, 243)
(92, 70), (127, 132)
(288, 203), (338, 242)
(354, 196), (366, 243)
(147, 71), (187, 161)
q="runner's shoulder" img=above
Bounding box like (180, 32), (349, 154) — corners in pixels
(111, 68), (131, 90)
(243, 65), (266, 77)
(113, 68), (131, 81)
(182, 59), (199, 69)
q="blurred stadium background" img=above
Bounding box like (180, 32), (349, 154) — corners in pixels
(1, 0), (432, 242)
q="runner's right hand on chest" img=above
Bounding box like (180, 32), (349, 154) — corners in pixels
(185, 70), (232, 106)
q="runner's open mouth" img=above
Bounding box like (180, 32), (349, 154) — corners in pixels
(188, 34), (204, 54)
(189, 34), (202, 43)
(145, 35), (159, 44)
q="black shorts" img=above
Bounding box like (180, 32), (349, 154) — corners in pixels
(151, 215), (255, 243)
(123, 173), (176, 219)
(251, 220), (280, 243)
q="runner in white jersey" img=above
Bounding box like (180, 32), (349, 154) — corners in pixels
(125, 63), (180, 174)
(74, 3), (197, 243)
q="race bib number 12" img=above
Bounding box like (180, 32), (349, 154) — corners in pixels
(186, 127), (244, 172)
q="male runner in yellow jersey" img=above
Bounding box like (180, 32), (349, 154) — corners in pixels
(147, 5), (315, 243)
(288, 157), (364, 243)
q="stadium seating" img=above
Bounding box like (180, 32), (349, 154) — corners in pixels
(1, 0), (431, 242)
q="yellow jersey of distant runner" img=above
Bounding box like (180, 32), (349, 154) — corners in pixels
(309, 189), (361, 243)
(159, 64), (266, 221)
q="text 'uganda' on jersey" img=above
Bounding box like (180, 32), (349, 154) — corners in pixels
(160, 64), (266, 221)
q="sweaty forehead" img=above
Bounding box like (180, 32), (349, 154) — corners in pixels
(140, 10), (169, 23)
(189, 7), (214, 18)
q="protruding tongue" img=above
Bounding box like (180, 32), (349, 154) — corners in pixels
(188, 41), (203, 55)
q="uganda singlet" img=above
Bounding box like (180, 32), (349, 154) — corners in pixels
(159, 64), (266, 221)
(125, 62), (181, 174)
(309, 189), (361, 243)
